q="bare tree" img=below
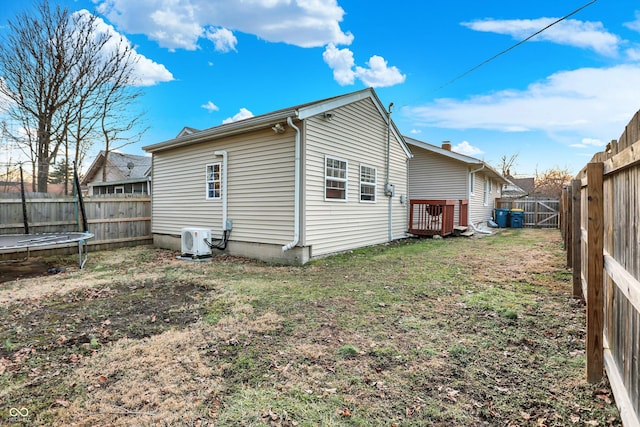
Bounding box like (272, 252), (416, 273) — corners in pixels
(0, 1), (146, 192)
(534, 166), (573, 199)
(96, 41), (147, 182)
(497, 153), (519, 177)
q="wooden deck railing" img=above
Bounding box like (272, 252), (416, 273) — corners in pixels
(408, 199), (458, 236)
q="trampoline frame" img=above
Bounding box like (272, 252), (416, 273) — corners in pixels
(0, 232), (95, 268)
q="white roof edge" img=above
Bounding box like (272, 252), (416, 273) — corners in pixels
(300, 88), (412, 159)
(144, 88), (412, 159)
(404, 136), (483, 164)
(143, 110), (296, 153)
(297, 88), (374, 119)
(405, 136), (509, 184)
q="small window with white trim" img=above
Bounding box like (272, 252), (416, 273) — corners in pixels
(360, 164), (376, 202)
(206, 162), (222, 199)
(325, 156), (348, 201)
(469, 172), (475, 195)
(483, 179), (489, 206)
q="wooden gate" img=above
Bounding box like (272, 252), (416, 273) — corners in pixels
(495, 198), (560, 228)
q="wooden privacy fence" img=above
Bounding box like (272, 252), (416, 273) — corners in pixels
(495, 198), (560, 228)
(0, 194), (152, 257)
(562, 126), (640, 426)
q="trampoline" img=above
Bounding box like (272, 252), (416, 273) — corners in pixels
(1, 162), (94, 269)
(0, 232), (94, 268)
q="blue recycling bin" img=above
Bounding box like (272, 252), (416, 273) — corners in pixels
(494, 208), (509, 228)
(510, 209), (524, 228)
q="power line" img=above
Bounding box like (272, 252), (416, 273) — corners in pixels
(433, 0), (598, 93)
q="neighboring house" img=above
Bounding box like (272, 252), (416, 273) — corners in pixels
(142, 88), (412, 265)
(502, 174), (533, 199)
(405, 137), (511, 233)
(81, 151), (152, 195)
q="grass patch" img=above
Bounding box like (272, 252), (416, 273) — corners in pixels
(0, 229), (621, 426)
(463, 286), (536, 318)
(338, 344), (360, 359)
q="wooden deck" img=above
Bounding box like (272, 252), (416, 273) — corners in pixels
(409, 199), (466, 237)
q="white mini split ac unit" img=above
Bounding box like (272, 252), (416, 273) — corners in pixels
(181, 227), (212, 258)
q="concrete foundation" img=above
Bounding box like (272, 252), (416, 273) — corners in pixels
(153, 234), (311, 265)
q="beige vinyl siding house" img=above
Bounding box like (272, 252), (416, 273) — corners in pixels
(468, 167), (502, 225)
(150, 129), (295, 244)
(406, 137), (509, 228)
(303, 99), (409, 258)
(143, 88), (412, 264)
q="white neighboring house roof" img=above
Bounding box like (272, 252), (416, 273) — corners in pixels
(81, 151), (152, 187)
(143, 88), (413, 158)
(404, 136), (512, 186)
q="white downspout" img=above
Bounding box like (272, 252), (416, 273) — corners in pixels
(283, 116), (300, 251)
(214, 150), (229, 231)
(470, 164), (485, 174)
(386, 103), (394, 242)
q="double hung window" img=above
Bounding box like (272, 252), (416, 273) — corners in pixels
(325, 156), (348, 201)
(206, 163), (222, 199)
(360, 165), (376, 202)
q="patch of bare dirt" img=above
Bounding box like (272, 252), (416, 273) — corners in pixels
(0, 259), (65, 284)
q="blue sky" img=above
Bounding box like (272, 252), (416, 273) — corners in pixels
(2, 0), (640, 176)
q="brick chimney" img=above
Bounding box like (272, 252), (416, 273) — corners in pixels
(442, 141), (452, 151)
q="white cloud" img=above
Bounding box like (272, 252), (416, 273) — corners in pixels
(96, 0), (353, 51)
(205, 27), (237, 52)
(407, 64), (640, 144)
(201, 101), (219, 112)
(75, 10), (174, 86)
(453, 141), (483, 156)
(623, 11), (640, 32)
(410, 129), (422, 134)
(322, 43), (355, 85)
(626, 46), (640, 62)
(323, 44), (405, 87)
(570, 137), (607, 148)
(222, 108), (254, 124)
(133, 55), (176, 86)
(354, 55), (406, 88)
(462, 18), (621, 56)
(98, 0), (202, 51)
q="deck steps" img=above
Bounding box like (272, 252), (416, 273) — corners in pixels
(453, 225), (474, 237)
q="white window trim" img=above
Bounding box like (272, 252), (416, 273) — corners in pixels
(324, 155), (348, 202)
(114, 186), (124, 194)
(483, 179), (489, 206)
(206, 162), (222, 200)
(359, 164), (377, 203)
(469, 172), (475, 196)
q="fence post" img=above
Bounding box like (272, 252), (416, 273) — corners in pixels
(565, 185), (572, 267)
(586, 162), (604, 383)
(571, 179), (582, 299)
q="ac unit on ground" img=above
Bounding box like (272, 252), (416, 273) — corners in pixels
(181, 227), (212, 257)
